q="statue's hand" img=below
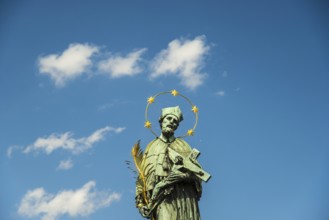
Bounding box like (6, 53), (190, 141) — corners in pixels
(166, 166), (191, 183)
(138, 205), (150, 219)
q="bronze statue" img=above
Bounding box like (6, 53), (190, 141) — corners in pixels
(131, 91), (211, 220)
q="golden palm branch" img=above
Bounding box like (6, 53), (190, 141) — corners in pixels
(131, 140), (149, 205)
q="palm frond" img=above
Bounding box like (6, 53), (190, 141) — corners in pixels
(131, 140), (143, 164)
(125, 160), (138, 177)
(131, 140), (149, 205)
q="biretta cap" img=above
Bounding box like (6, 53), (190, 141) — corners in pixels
(159, 106), (183, 122)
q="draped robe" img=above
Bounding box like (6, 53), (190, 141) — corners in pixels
(136, 137), (202, 220)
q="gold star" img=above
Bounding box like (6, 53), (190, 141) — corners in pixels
(147, 96), (155, 104)
(192, 105), (199, 113)
(187, 129), (194, 136)
(144, 121), (152, 128)
(171, 89), (179, 96)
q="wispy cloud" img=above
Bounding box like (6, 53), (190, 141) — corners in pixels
(56, 159), (73, 170)
(22, 126), (125, 155)
(216, 90), (225, 96)
(97, 100), (134, 112)
(150, 36), (210, 90)
(18, 181), (121, 220)
(98, 48), (146, 78)
(7, 145), (22, 158)
(38, 43), (99, 87)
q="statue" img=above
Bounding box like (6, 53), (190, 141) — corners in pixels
(130, 90), (211, 220)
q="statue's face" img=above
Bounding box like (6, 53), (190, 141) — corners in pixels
(161, 114), (179, 136)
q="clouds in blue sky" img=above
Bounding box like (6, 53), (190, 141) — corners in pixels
(37, 36), (209, 90)
(56, 159), (74, 170)
(150, 35), (209, 90)
(216, 90), (225, 97)
(98, 48), (147, 78)
(38, 43), (99, 87)
(23, 126), (125, 155)
(18, 181), (121, 220)
(6, 145), (22, 158)
(7, 126), (125, 157)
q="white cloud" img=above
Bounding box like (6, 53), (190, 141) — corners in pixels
(6, 145), (22, 158)
(222, 71), (228, 78)
(98, 48), (146, 78)
(38, 43), (99, 87)
(23, 126), (125, 155)
(18, 181), (121, 220)
(150, 36), (209, 90)
(37, 36), (211, 89)
(57, 159), (73, 170)
(216, 90), (225, 96)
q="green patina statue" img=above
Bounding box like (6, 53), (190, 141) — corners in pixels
(133, 106), (211, 220)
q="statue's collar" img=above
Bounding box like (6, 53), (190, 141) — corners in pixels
(159, 134), (175, 143)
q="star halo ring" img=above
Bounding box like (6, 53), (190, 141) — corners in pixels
(145, 89), (198, 138)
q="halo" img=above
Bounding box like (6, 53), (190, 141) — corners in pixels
(144, 89), (199, 138)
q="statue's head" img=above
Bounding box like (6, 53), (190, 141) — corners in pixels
(159, 106), (183, 138)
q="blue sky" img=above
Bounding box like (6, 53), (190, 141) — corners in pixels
(1, 0), (329, 219)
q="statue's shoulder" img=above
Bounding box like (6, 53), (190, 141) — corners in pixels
(145, 138), (158, 150)
(172, 138), (193, 155)
(146, 138), (158, 149)
(174, 138), (192, 148)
